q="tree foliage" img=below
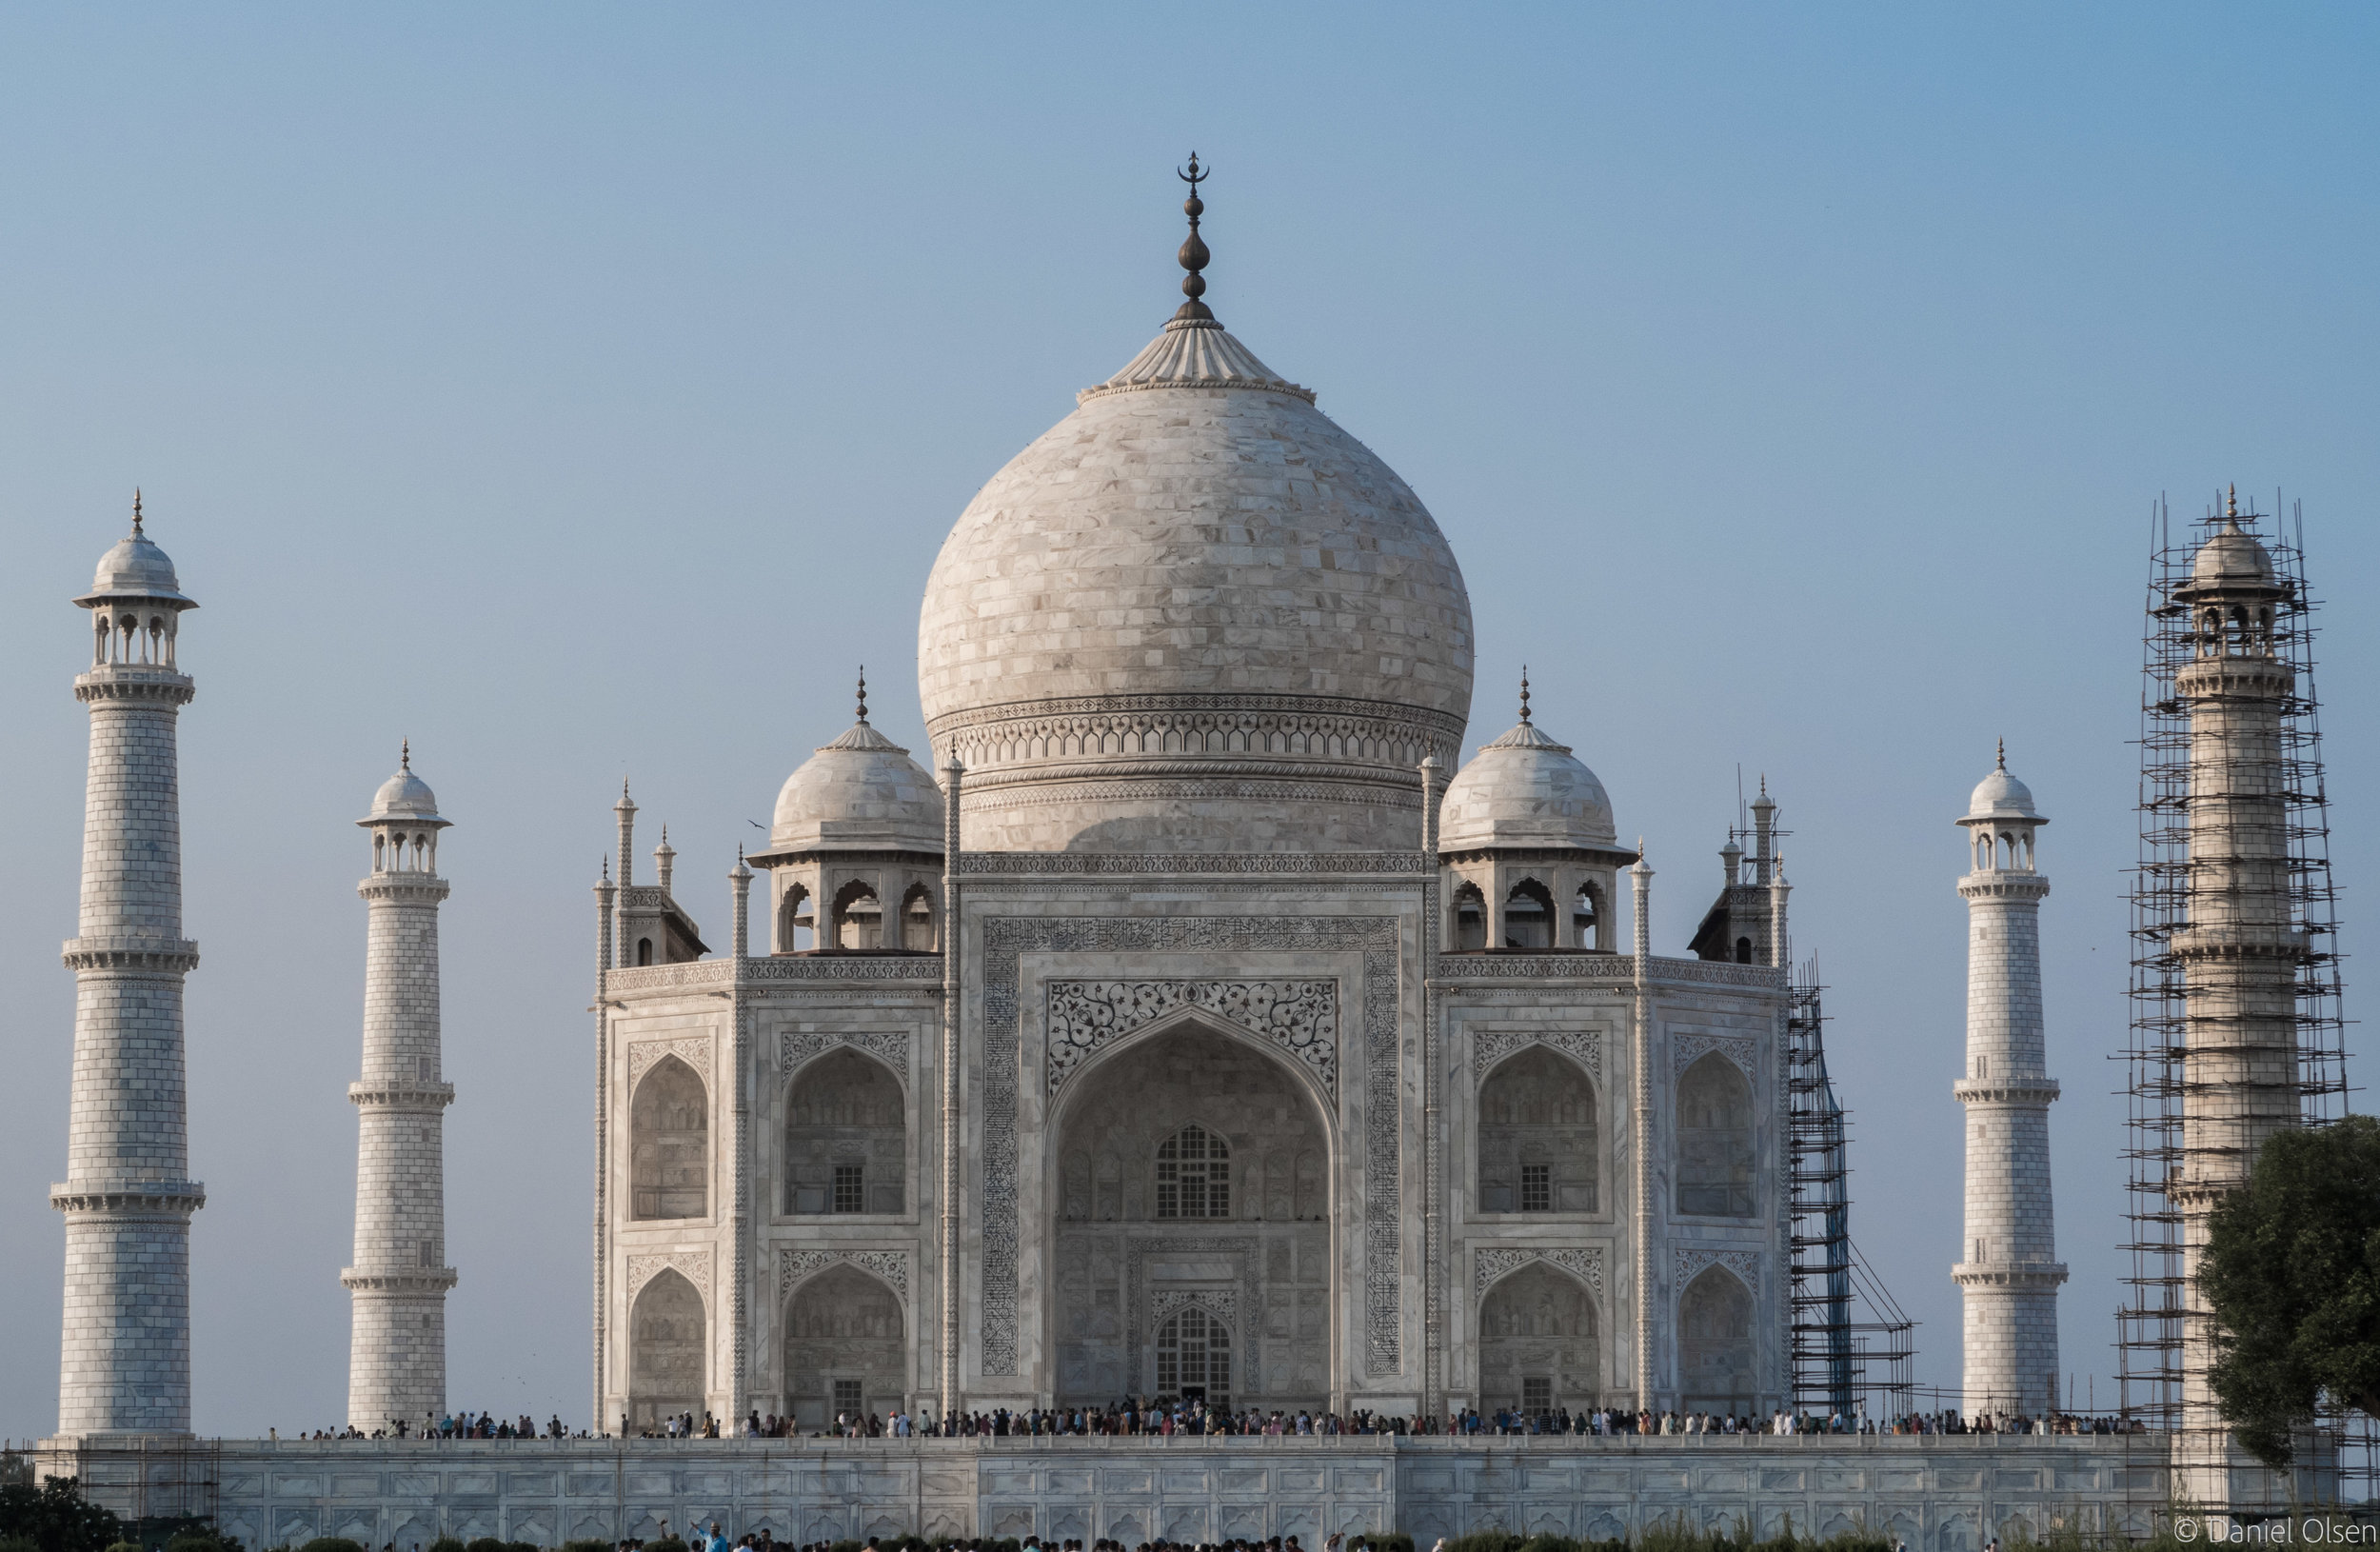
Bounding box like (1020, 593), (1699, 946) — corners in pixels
(2203, 1113), (2380, 1469)
(0, 1477), (124, 1552)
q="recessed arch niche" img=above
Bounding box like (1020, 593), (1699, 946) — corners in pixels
(630, 1056), (708, 1221)
(783, 1263), (904, 1427)
(1678, 1265), (1755, 1414)
(1478, 1262), (1599, 1414)
(1477, 1045), (1598, 1214)
(627, 1268), (704, 1428)
(1676, 1052), (1755, 1219)
(784, 1048), (905, 1215)
(1048, 1019), (1332, 1409)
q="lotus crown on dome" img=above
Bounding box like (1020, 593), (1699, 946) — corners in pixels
(770, 719), (946, 854)
(1438, 715), (1618, 853)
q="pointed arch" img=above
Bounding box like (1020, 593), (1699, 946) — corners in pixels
(829, 880), (882, 949)
(784, 1046), (906, 1215)
(1452, 880), (1488, 951)
(1676, 1051), (1755, 1219)
(1503, 879), (1556, 949)
(1678, 1264), (1755, 1413)
(782, 1263), (904, 1427)
(899, 883), (937, 951)
(627, 1267), (705, 1427)
(1478, 1045), (1598, 1214)
(630, 1055), (709, 1221)
(776, 884), (814, 952)
(1478, 1260), (1599, 1413)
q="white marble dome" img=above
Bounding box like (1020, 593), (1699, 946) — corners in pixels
(770, 719), (945, 853)
(77, 505), (195, 608)
(917, 314), (1475, 853)
(1438, 713), (1616, 852)
(362, 747), (447, 827)
(1965, 759), (2043, 823)
(2186, 518), (2277, 589)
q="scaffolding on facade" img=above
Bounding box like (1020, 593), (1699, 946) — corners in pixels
(1787, 965), (1916, 1416)
(2118, 494), (2364, 1495)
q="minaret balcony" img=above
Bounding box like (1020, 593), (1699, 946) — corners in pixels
(347, 1079), (457, 1109)
(2170, 922), (2308, 961)
(61, 935), (200, 972)
(340, 1266), (459, 1294)
(72, 666), (195, 705)
(1953, 1076), (2060, 1104)
(1951, 1261), (2069, 1289)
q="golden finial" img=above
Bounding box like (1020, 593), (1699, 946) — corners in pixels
(1175, 152), (1214, 322)
(401, 737), (411, 770)
(131, 488), (144, 536)
(1996, 737), (2006, 771)
(2227, 484), (2238, 521)
(1518, 667), (1532, 725)
(857, 667), (868, 724)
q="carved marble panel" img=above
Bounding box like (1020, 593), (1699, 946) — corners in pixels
(780, 1027), (910, 1080)
(625, 1249), (712, 1304)
(1045, 980), (1338, 1095)
(1672, 1033), (1757, 1079)
(1674, 1245), (1761, 1292)
(779, 1247), (912, 1303)
(1471, 1027), (1602, 1081)
(1473, 1245), (1606, 1300)
(627, 1034), (712, 1090)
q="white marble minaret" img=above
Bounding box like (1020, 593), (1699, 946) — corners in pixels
(54, 497), (206, 1440)
(342, 746), (457, 1431)
(1952, 745), (2067, 1417)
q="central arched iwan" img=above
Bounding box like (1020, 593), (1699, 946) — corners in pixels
(1050, 1021), (1330, 1410)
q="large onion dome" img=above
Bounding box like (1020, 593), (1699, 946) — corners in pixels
(916, 175), (1473, 853)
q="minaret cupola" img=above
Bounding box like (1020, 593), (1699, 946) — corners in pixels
(76, 490), (196, 668)
(1960, 740), (2045, 874)
(361, 741), (449, 875)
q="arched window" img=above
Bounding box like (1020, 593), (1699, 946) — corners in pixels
(1735, 936), (1754, 965)
(1478, 1047), (1597, 1213)
(900, 885), (936, 951)
(1503, 881), (1555, 949)
(628, 1268), (705, 1428)
(636, 937), (654, 966)
(1678, 1267), (1755, 1413)
(783, 1263), (904, 1427)
(1478, 1263), (1599, 1413)
(630, 1056), (708, 1220)
(831, 882), (882, 949)
(1453, 882), (1487, 951)
(1155, 1124), (1229, 1220)
(1155, 1305), (1231, 1408)
(1676, 1053), (1755, 1218)
(1573, 885), (1599, 949)
(785, 1049), (905, 1215)
(777, 885), (814, 952)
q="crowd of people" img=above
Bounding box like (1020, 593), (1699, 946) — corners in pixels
(288, 1399), (2150, 1444)
(620, 1401), (2152, 1441)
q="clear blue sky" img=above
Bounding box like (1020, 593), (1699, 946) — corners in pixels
(1, 5), (2373, 1436)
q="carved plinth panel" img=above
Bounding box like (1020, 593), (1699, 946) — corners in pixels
(1046, 980), (1338, 1095)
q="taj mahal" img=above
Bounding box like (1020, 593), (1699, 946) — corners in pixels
(32, 168), (2349, 1542)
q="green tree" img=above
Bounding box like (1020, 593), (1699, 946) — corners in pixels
(2202, 1113), (2380, 1469)
(0, 1476), (125, 1552)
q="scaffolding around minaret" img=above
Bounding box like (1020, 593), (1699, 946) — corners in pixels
(2120, 491), (2355, 1502)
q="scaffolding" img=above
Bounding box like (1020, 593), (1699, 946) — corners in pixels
(2119, 494), (2359, 1491)
(1788, 965), (1916, 1416)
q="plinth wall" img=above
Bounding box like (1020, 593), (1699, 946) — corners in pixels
(40, 1435), (2168, 1549)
